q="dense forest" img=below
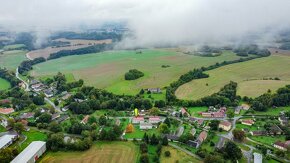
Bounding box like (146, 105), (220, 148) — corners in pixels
(18, 57), (46, 75)
(48, 44), (113, 60)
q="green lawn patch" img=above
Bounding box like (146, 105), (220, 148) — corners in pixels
(187, 107), (208, 117)
(0, 78), (11, 90)
(0, 50), (27, 70)
(3, 44), (26, 51)
(0, 125), (6, 132)
(20, 129), (47, 150)
(124, 125), (159, 139)
(250, 135), (285, 146)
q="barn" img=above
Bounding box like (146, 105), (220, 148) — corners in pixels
(11, 141), (46, 163)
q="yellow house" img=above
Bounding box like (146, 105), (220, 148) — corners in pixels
(219, 121), (232, 131)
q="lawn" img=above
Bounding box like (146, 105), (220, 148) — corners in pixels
(160, 146), (202, 163)
(0, 78), (11, 90)
(124, 125), (159, 139)
(250, 135), (286, 146)
(0, 50), (27, 70)
(40, 141), (139, 163)
(176, 54), (290, 100)
(187, 107), (208, 117)
(246, 107), (290, 116)
(0, 125), (6, 132)
(31, 49), (241, 95)
(20, 129), (47, 150)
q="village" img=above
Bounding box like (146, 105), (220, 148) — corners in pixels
(0, 77), (289, 163)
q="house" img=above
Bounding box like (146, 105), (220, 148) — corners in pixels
(253, 153), (263, 163)
(149, 116), (162, 124)
(241, 104), (250, 110)
(250, 130), (267, 136)
(61, 92), (72, 100)
(279, 115), (289, 126)
(31, 83), (44, 92)
(187, 140), (200, 148)
(197, 119), (204, 126)
(235, 106), (242, 114)
(180, 107), (189, 117)
(43, 89), (54, 98)
(0, 134), (18, 149)
(200, 107), (227, 118)
(30, 79), (40, 85)
(81, 115), (89, 124)
(197, 131), (207, 143)
(56, 115), (69, 123)
(0, 108), (15, 114)
(51, 113), (61, 120)
(132, 117), (144, 124)
(140, 122), (153, 130)
(0, 99), (11, 104)
(165, 134), (179, 141)
(11, 141), (46, 163)
(241, 119), (255, 126)
(190, 128), (196, 136)
(115, 119), (121, 126)
(20, 112), (35, 119)
(147, 88), (162, 94)
(219, 121), (232, 131)
(269, 124), (283, 135)
(189, 131), (208, 148)
(273, 141), (288, 151)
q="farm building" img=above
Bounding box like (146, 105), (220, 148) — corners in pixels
(188, 131), (208, 148)
(148, 116), (162, 124)
(0, 108), (15, 114)
(219, 121), (232, 131)
(253, 153), (262, 163)
(241, 119), (255, 126)
(146, 88), (162, 94)
(11, 141), (46, 163)
(250, 130), (267, 136)
(132, 117), (144, 124)
(140, 122), (153, 130)
(0, 134), (17, 149)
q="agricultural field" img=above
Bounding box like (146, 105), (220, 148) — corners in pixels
(40, 141), (139, 163)
(3, 44), (26, 51)
(27, 38), (112, 59)
(31, 49), (242, 95)
(160, 146), (202, 163)
(0, 50), (28, 70)
(0, 78), (11, 90)
(176, 54), (290, 100)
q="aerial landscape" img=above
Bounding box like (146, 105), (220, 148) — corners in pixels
(0, 0), (290, 163)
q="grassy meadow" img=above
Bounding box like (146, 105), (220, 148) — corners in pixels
(0, 78), (11, 90)
(176, 54), (290, 100)
(40, 141), (139, 163)
(31, 49), (241, 95)
(0, 50), (28, 70)
(160, 146), (202, 163)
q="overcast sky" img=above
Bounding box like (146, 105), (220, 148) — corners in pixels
(1, 0), (290, 47)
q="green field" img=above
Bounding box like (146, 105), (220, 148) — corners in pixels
(0, 78), (11, 90)
(31, 49), (241, 95)
(160, 146), (202, 163)
(0, 50), (27, 70)
(20, 129), (47, 150)
(124, 125), (159, 139)
(3, 44), (26, 51)
(40, 141), (139, 163)
(176, 54), (290, 100)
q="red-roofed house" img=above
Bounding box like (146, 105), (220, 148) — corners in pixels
(274, 141), (288, 151)
(81, 115), (89, 124)
(180, 108), (189, 117)
(132, 117), (144, 124)
(241, 119), (255, 126)
(149, 116), (162, 124)
(219, 121), (232, 131)
(198, 131), (208, 142)
(0, 108), (15, 115)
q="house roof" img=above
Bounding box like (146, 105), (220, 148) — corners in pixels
(241, 119), (254, 124)
(0, 134), (17, 149)
(0, 108), (15, 114)
(133, 117), (144, 120)
(251, 130), (267, 136)
(198, 131), (207, 142)
(11, 141), (46, 163)
(140, 122), (152, 127)
(20, 112), (35, 119)
(220, 121), (231, 127)
(149, 117), (160, 121)
(274, 141), (288, 149)
(81, 115), (89, 124)
(181, 108), (187, 114)
(253, 153), (262, 163)
(270, 124), (283, 133)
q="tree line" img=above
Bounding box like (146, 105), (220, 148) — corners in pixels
(47, 43), (113, 60)
(18, 57), (46, 75)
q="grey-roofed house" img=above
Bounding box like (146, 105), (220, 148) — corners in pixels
(11, 141), (46, 163)
(0, 134), (18, 149)
(253, 152), (262, 163)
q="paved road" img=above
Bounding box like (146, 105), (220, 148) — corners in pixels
(16, 67), (62, 113)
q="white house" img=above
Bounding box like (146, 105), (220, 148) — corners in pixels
(140, 122), (153, 130)
(0, 134), (17, 149)
(11, 141), (46, 163)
